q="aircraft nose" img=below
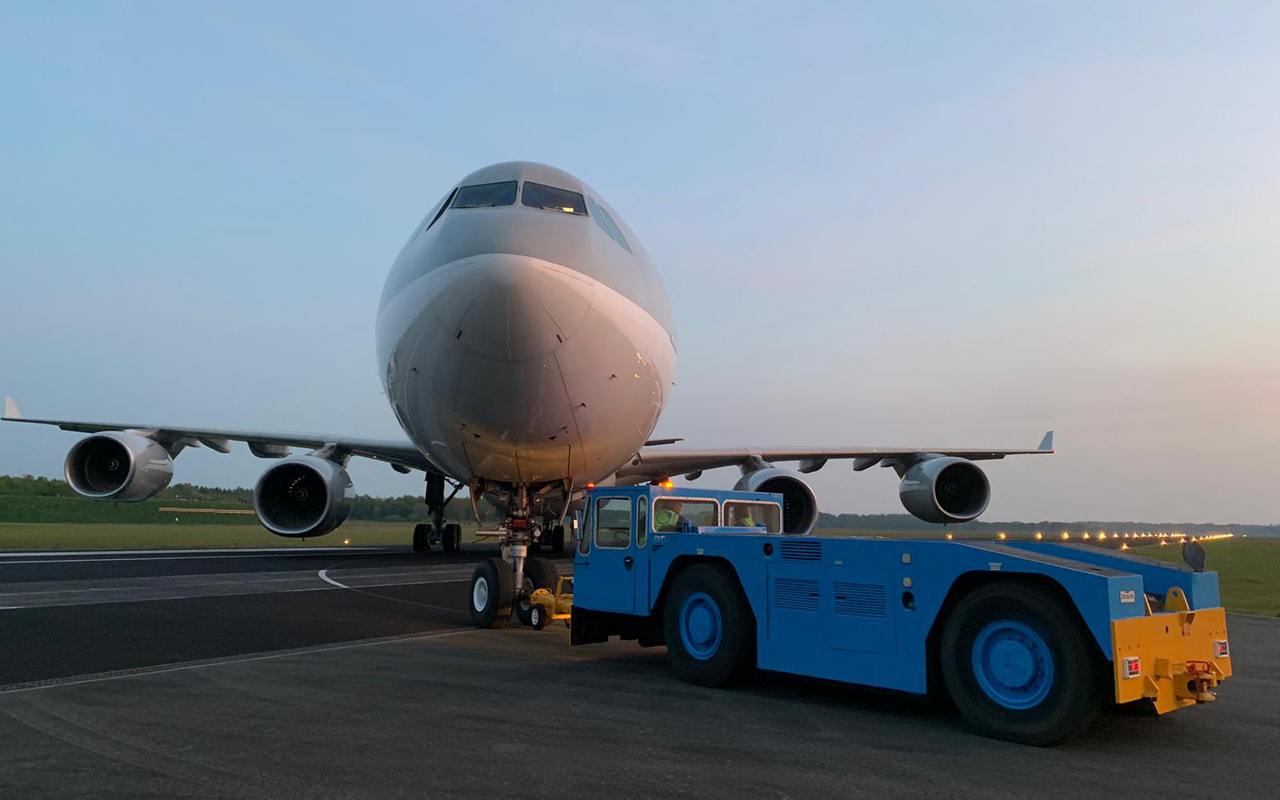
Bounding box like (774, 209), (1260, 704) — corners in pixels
(426, 255), (595, 360)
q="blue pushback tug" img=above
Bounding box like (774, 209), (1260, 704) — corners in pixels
(564, 485), (1232, 745)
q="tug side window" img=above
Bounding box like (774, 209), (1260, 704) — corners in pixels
(595, 497), (632, 549)
(724, 501), (782, 533)
(653, 499), (718, 532)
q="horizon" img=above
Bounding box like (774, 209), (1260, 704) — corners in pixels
(2, 3), (1278, 524)
(1, 471), (1273, 531)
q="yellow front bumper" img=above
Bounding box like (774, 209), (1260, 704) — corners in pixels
(1111, 592), (1231, 714)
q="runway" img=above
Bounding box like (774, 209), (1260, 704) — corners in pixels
(0, 546), (1276, 799)
(0, 546), (498, 686)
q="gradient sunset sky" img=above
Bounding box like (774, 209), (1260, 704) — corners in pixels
(2, 2), (1277, 523)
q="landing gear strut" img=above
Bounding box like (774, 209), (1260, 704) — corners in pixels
(415, 473), (463, 554)
(468, 483), (563, 628)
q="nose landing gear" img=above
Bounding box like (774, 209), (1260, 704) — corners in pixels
(467, 483), (565, 629)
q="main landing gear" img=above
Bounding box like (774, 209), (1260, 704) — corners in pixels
(412, 522), (462, 553)
(414, 472), (464, 553)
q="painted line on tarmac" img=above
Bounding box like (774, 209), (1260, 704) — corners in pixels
(317, 569), (468, 615)
(0, 547), (388, 557)
(0, 627), (480, 696)
(0, 573), (476, 610)
(318, 568), (346, 589)
(0, 550), (399, 566)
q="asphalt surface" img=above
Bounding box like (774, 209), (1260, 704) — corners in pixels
(0, 545), (1276, 799)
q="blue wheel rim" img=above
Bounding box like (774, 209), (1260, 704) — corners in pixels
(971, 620), (1054, 709)
(679, 591), (722, 660)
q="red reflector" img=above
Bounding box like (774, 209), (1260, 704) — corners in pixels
(511, 519), (528, 529)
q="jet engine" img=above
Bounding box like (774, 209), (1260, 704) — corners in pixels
(64, 432), (174, 502)
(899, 457), (990, 524)
(254, 456), (354, 538)
(734, 467), (818, 534)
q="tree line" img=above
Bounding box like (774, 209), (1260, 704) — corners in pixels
(1, 475), (1275, 534)
(0, 475), (479, 524)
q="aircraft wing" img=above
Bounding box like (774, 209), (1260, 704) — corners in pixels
(616, 431), (1054, 482)
(1, 398), (436, 473)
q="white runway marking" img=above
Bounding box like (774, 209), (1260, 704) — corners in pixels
(0, 547), (387, 557)
(0, 550), (394, 566)
(316, 568), (469, 615)
(0, 573), (476, 610)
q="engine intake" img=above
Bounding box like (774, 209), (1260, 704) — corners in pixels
(64, 432), (174, 502)
(899, 457), (990, 524)
(734, 467), (818, 535)
(254, 456), (353, 537)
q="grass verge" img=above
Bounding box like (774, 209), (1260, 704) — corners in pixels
(0, 521), (480, 550)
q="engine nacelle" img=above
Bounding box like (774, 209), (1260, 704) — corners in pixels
(733, 468), (818, 535)
(64, 432), (174, 502)
(253, 456), (354, 538)
(899, 456), (990, 524)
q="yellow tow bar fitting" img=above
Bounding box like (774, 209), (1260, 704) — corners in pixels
(1111, 598), (1231, 715)
(528, 576), (574, 630)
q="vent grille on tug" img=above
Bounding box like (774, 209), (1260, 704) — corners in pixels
(780, 540), (823, 561)
(833, 582), (888, 618)
(772, 578), (820, 611)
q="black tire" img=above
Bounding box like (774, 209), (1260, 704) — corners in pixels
(663, 563), (756, 687)
(412, 523), (432, 553)
(940, 582), (1100, 746)
(550, 525), (566, 553)
(441, 523), (461, 553)
(470, 557), (514, 629)
(515, 557), (559, 626)
(530, 603), (548, 631)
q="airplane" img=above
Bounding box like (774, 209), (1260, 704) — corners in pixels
(2, 161), (1054, 627)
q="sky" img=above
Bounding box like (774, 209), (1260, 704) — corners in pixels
(2, 2), (1278, 524)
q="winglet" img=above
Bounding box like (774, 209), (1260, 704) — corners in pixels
(2, 396), (21, 420)
(1037, 430), (1054, 452)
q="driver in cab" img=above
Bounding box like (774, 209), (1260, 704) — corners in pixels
(654, 500), (688, 533)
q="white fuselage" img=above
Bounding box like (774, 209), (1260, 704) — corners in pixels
(375, 162), (676, 491)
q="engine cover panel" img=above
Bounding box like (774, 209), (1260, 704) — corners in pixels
(64, 432), (174, 502)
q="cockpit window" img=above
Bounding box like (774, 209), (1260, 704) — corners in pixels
(452, 181), (517, 209)
(586, 196), (632, 253)
(425, 188), (457, 232)
(522, 182), (587, 215)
